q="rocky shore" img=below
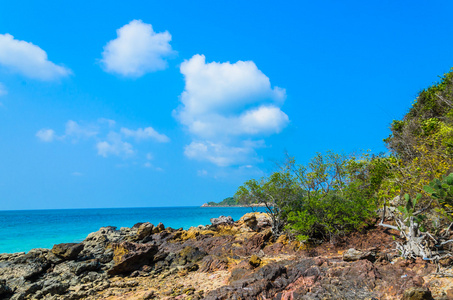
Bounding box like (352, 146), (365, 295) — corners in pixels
(1, 213), (453, 299)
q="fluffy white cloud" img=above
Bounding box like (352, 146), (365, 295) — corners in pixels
(96, 132), (135, 158)
(178, 54), (285, 117)
(0, 33), (71, 80)
(175, 55), (289, 166)
(101, 20), (175, 77)
(36, 129), (56, 142)
(121, 127), (170, 143)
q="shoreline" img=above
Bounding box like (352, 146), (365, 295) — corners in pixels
(1, 212), (451, 299)
(0, 206), (261, 254)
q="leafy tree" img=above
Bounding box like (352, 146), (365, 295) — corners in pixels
(423, 172), (453, 219)
(286, 151), (377, 243)
(236, 151), (378, 242)
(235, 168), (299, 237)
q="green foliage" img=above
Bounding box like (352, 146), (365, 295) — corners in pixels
(424, 172), (453, 215)
(234, 68), (453, 244)
(285, 152), (377, 242)
(397, 193), (426, 231)
(235, 169), (299, 236)
(287, 191), (375, 242)
(218, 197), (238, 206)
(236, 151), (378, 241)
(207, 196), (238, 206)
(385, 68), (453, 161)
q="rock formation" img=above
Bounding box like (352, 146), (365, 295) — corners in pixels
(0, 212), (452, 299)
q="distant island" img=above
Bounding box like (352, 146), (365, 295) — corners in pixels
(201, 196), (266, 207)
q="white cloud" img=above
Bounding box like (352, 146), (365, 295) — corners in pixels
(37, 119), (169, 160)
(121, 127), (169, 143)
(65, 120), (98, 140)
(239, 106), (289, 135)
(184, 140), (263, 167)
(175, 55), (289, 166)
(178, 54), (285, 118)
(0, 33), (71, 80)
(36, 129), (56, 142)
(101, 20), (175, 77)
(96, 132), (135, 158)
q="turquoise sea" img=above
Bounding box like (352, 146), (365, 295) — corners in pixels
(0, 206), (265, 254)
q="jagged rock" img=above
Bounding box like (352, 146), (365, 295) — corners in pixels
(0, 279), (11, 296)
(256, 214), (272, 229)
(0, 249), (51, 281)
(249, 254), (261, 268)
(152, 222), (165, 234)
(176, 246), (207, 266)
(51, 243), (84, 260)
(242, 229), (273, 255)
(243, 214), (258, 229)
(108, 242), (158, 275)
(3, 212), (453, 299)
(210, 215), (234, 226)
(199, 256), (228, 272)
(401, 287), (434, 300)
(135, 222), (154, 240)
(343, 248), (374, 262)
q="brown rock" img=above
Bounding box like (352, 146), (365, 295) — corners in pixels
(51, 243), (84, 260)
(249, 255), (261, 268)
(401, 287), (434, 300)
(199, 255), (228, 272)
(243, 214), (257, 229)
(108, 242), (158, 275)
(343, 248), (373, 262)
(152, 222), (165, 234)
(136, 222), (154, 240)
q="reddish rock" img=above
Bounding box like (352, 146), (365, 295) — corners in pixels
(199, 256), (228, 272)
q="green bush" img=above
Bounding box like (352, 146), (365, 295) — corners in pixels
(287, 191), (375, 242)
(285, 152), (377, 242)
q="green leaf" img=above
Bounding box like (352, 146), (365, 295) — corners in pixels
(423, 185), (436, 195)
(445, 173), (453, 185)
(404, 193), (410, 202)
(405, 194), (413, 212)
(414, 193), (421, 206)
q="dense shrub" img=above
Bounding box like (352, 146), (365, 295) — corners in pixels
(285, 152), (377, 242)
(236, 151), (378, 242)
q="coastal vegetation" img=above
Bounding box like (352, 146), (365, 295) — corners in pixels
(205, 197), (237, 207)
(236, 68), (453, 261)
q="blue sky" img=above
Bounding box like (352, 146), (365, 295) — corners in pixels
(1, 1), (452, 210)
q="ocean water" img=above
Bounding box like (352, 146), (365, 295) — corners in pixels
(0, 206), (266, 254)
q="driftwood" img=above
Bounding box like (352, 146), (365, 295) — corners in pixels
(379, 200), (453, 261)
